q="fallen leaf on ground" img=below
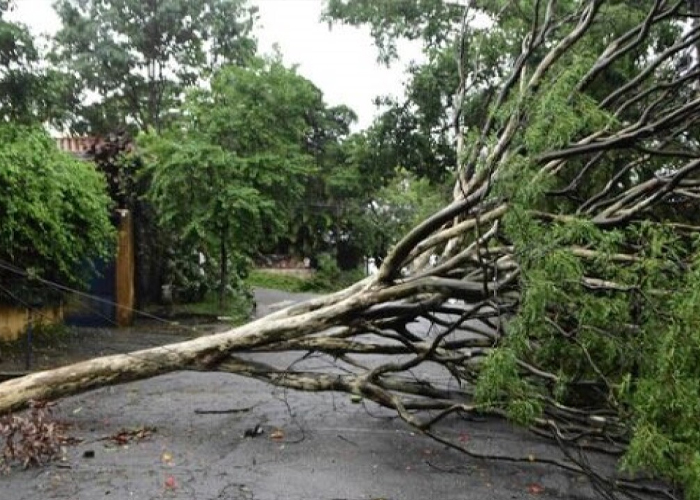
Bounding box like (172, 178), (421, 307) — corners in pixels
(104, 426), (156, 445)
(164, 475), (177, 490)
(270, 428), (285, 441)
(527, 482), (545, 494)
(161, 451), (173, 464)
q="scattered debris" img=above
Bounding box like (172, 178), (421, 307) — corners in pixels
(100, 426), (156, 446)
(194, 405), (256, 415)
(336, 434), (358, 447)
(164, 475), (177, 490)
(161, 451), (173, 465)
(527, 482), (545, 494)
(0, 400), (68, 472)
(243, 424), (264, 438)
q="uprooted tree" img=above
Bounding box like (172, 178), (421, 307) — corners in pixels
(2, 0), (700, 497)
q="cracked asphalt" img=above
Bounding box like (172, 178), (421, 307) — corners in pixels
(0, 288), (656, 500)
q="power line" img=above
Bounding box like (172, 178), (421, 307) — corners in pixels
(0, 257), (196, 330)
(0, 258), (230, 372)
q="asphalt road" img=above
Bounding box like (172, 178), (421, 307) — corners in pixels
(0, 288), (657, 500)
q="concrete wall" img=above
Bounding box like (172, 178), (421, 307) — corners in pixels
(0, 304), (64, 342)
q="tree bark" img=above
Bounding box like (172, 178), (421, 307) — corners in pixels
(218, 226), (228, 309)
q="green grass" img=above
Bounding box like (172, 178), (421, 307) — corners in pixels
(247, 266), (365, 293)
(156, 292), (253, 325)
(246, 269), (312, 292)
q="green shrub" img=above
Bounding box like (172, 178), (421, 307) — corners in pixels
(247, 256), (364, 294)
(0, 124), (114, 304)
(303, 253), (364, 292)
(246, 270), (311, 293)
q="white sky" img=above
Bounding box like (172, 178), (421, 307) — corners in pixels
(7, 0), (424, 130)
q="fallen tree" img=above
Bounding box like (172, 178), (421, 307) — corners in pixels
(3, 1), (700, 498)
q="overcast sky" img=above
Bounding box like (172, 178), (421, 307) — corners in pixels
(7, 0), (423, 130)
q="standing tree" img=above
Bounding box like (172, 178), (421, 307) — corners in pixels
(2, 2), (700, 497)
(285, 102), (358, 262)
(140, 57), (328, 305)
(51, 0), (256, 303)
(49, 0), (259, 304)
(51, 0), (258, 133)
(0, 1), (78, 125)
(141, 134), (265, 307)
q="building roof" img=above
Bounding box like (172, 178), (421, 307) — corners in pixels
(55, 136), (94, 155)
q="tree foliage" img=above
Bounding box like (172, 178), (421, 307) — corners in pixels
(187, 57), (317, 221)
(0, 1), (78, 125)
(51, 0), (258, 133)
(0, 124), (114, 302)
(363, 168), (449, 260)
(285, 101), (358, 261)
(139, 57), (330, 303)
(141, 132), (264, 305)
(324, 0), (463, 63)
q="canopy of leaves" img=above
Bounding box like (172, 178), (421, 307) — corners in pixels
(51, 0), (258, 133)
(324, 0), (463, 63)
(0, 124), (114, 303)
(354, 167), (449, 262)
(181, 57), (321, 241)
(324, 0), (676, 185)
(0, 1), (78, 125)
(284, 102), (359, 260)
(139, 57), (330, 298)
(140, 131), (265, 300)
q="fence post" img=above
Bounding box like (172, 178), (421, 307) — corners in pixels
(24, 308), (33, 370)
(115, 209), (135, 327)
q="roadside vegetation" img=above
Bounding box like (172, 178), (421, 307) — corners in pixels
(248, 255), (366, 294)
(246, 270), (311, 293)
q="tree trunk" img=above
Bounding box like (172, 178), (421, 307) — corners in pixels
(218, 227), (228, 309)
(0, 276), (414, 414)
